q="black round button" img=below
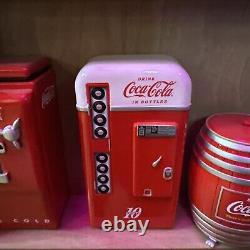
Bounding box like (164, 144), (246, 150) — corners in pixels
(93, 114), (106, 126)
(91, 88), (105, 100)
(96, 153), (108, 163)
(98, 184), (110, 193)
(97, 164), (109, 174)
(97, 174), (109, 184)
(94, 127), (107, 138)
(92, 101), (106, 113)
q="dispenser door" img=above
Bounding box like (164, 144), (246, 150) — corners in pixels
(0, 89), (51, 227)
(0, 89), (42, 191)
(133, 122), (178, 198)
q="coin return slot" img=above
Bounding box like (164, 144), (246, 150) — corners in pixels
(143, 189), (152, 197)
(163, 167), (173, 180)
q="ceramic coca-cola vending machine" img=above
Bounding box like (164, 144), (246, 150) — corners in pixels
(75, 55), (192, 228)
(0, 57), (68, 229)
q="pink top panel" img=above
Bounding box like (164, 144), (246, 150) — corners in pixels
(75, 55), (192, 111)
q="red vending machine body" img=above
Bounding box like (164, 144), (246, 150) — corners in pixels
(75, 55), (192, 228)
(0, 58), (68, 229)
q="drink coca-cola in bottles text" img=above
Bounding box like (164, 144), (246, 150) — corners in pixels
(75, 55), (192, 228)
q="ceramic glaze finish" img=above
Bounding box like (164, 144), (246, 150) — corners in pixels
(0, 58), (68, 229)
(189, 113), (250, 246)
(76, 55), (192, 228)
(206, 113), (250, 147)
(75, 55), (191, 110)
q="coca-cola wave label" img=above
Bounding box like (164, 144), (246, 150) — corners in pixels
(123, 80), (175, 100)
(215, 187), (250, 226)
(227, 201), (250, 217)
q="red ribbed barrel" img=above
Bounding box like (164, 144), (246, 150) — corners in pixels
(189, 113), (250, 247)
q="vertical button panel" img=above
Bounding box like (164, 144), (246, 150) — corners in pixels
(95, 152), (111, 194)
(90, 87), (109, 139)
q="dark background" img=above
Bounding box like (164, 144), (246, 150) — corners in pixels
(1, 0), (250, 194)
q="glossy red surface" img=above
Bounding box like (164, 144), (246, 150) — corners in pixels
(78, 108), (189, 228)
(0, 57), (49, 79)
(189, 118), (250, 231)
(0, 60), (68, 229)
(189, 154), (250, 230)
(206, 113), (250, 145)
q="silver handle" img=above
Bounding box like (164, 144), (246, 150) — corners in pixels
(152, 156), (162, 168)
(0, 118), (21, 149)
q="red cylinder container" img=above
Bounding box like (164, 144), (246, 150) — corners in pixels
(189, 113), (250, 247)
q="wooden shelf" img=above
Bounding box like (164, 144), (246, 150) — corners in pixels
(0, 196), (238, 250)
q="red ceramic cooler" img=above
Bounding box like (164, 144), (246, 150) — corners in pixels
(0, 57), (68, 229)
(75, 55), (192, 228)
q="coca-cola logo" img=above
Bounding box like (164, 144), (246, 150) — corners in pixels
(42, 85), (55, 109)
(215, 187), (250, 225)
(123, 81), (175, 98)
(226, 201), (250, 217)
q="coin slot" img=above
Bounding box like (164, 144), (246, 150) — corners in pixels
(163, 167), (173, 180)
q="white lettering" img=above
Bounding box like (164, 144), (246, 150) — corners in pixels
(124, 207), (142, 219)
(23, 219), (30, 223)
(126, 220), (137, 232)
(138, 220), (150, 236)
(101, 217), (149, 236)
(44, 219), (50, 224)
(227, 201), (250, 217)
(113, 216), (126, 232)
(101, 220), (112, 232)
(123, 81), (175, 98)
